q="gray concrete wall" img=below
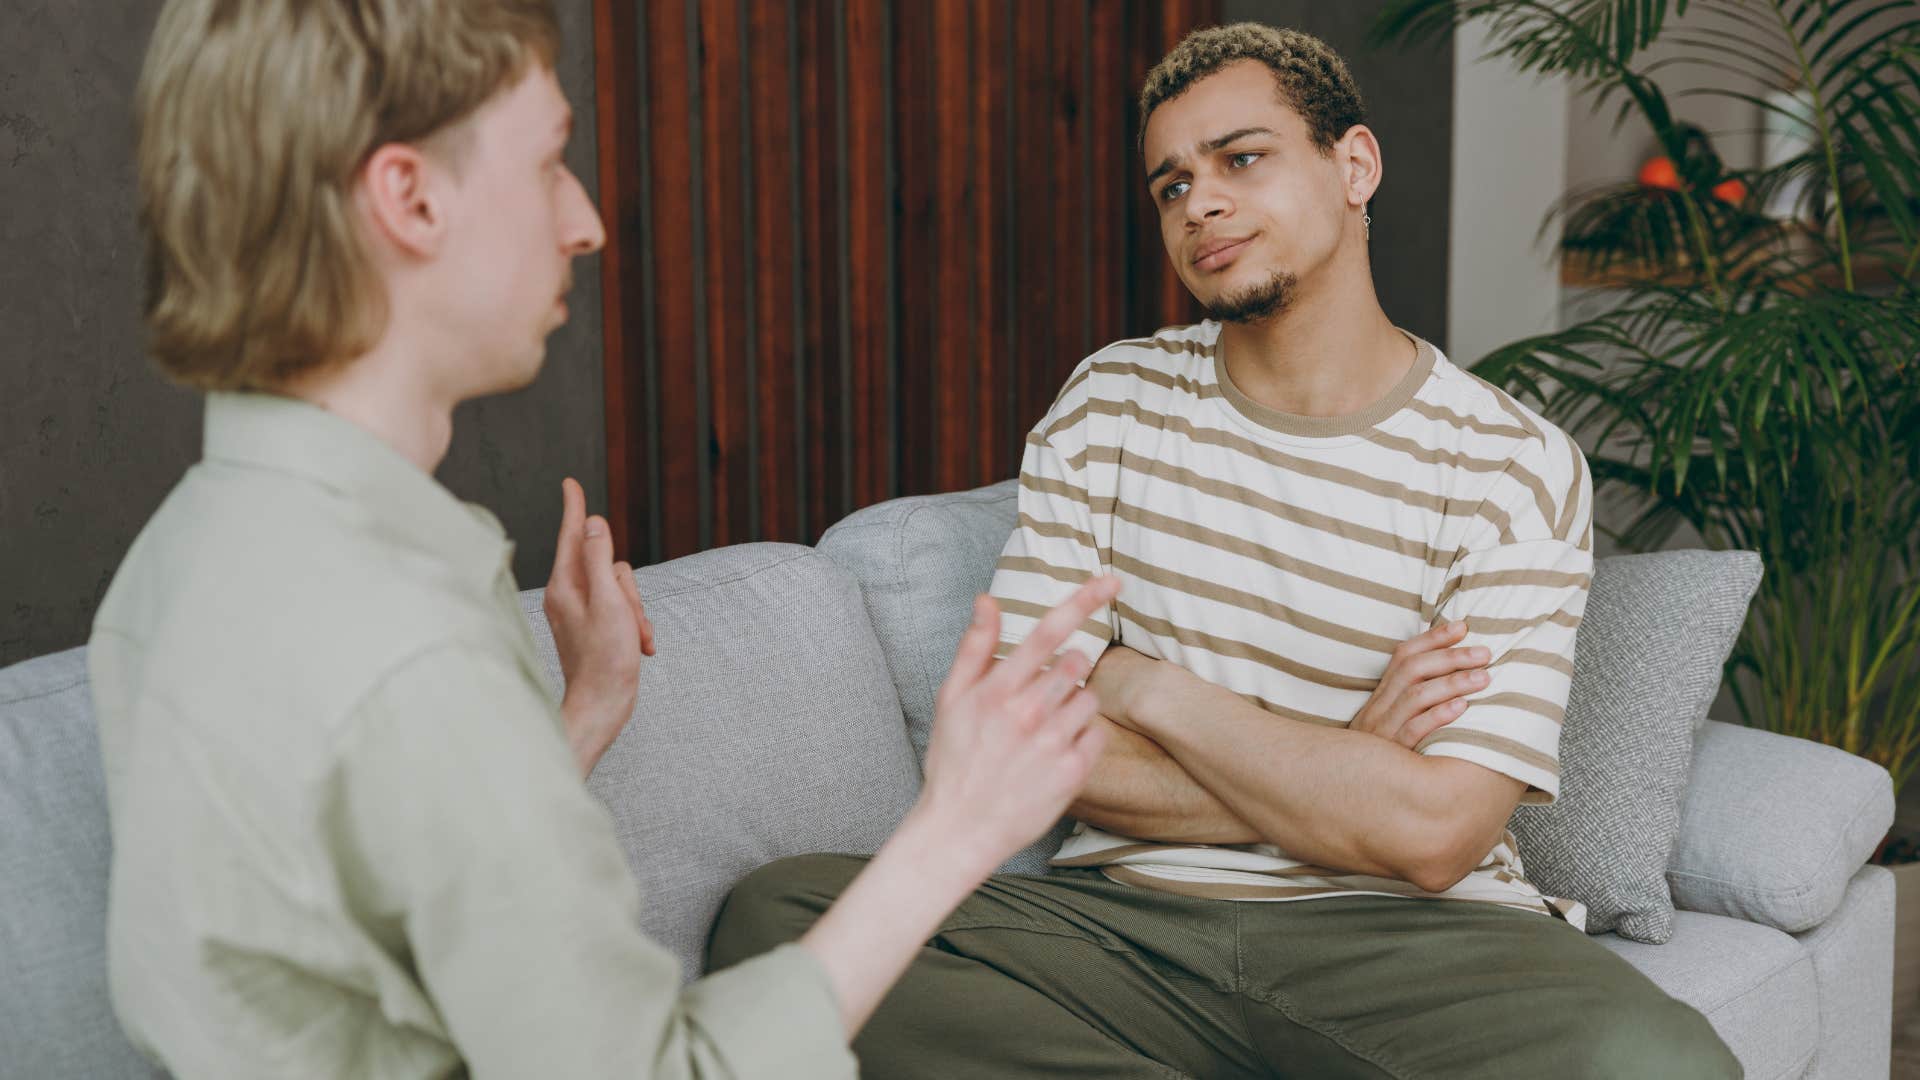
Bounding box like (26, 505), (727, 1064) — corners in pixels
(0, 0), (605, 668)
(1223, 0), (1455, 347)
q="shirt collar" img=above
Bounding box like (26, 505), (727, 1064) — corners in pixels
(201, 391), (515, 587)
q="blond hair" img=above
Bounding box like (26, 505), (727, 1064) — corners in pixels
(1139, 23), (1367, 154)
(136, 0), (560, 390)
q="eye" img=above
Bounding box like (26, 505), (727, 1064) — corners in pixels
(1159, 179), (1190, 202)
(1229, 151), (1262, 169)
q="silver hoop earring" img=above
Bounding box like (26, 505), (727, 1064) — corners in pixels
(1363, 210), (1373, 239)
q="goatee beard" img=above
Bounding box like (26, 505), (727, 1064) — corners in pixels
(1202, 269), (1298, 324)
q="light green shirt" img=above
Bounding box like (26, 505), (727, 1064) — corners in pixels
(89, 392), (854, 1079)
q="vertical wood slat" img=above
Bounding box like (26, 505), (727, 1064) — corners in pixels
(1050, 0), (1088, 392)
(890, 0), (933, 496)
(971, 0), (1010, 485)
(593, 0), (641, 557)
(613, 0), (1218, 557)
(1087, 0), (1126, 348)
(645, 0), (700, 559)
(844, 0), (890, 509)
(698, 0), (750, 547)
(931, 0), (974, 494)
(1010, 7), (1053, 441)
(748, 0), (799, 541)
(797, 0), (844, 535)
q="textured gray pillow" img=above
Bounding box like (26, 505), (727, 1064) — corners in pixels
(0, 646), (167, 1079)
(1509, 549), (1763, 943)
(817, 481), (1073, 874)
(518, 543), (923, 980)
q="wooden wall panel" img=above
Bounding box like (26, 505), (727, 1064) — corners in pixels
(600, 0), (1219, 564)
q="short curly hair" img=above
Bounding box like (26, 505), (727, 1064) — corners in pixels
(1139, 23), (1367, 155)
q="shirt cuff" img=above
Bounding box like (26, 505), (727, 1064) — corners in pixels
(681, 942), (856, 1078)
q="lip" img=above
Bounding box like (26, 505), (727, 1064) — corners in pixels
(1191, 234), (1256, 272)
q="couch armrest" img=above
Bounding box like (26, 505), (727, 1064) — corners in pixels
(1667, 720), (1894, 933)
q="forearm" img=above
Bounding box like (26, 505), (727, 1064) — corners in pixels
(1135, 676), (1465, 888)
(798, 805), (997, 1037)
(1068, 715), (1261, 844)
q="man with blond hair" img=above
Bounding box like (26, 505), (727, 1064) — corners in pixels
(712, 23), (1740, 1078)
(95, 2), (1119, 1076)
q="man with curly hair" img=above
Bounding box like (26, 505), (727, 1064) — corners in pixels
(712, 23), (1740, 1078)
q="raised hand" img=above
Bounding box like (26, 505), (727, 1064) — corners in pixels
(1348, 620), (1488, 750)
(918, 577), (1123, 873)
(544, 477), (655, 775)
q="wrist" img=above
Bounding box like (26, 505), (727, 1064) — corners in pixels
(889, 799), (1006, 890)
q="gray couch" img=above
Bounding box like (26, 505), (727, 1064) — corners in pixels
(1, 482), (1896, 1078)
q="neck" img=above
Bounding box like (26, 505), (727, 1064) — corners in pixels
(278, 332), (457, 474)
(1214, 260), (1411, 419)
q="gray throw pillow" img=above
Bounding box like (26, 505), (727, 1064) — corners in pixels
(1509, 549), (1762, 944)
(817, 482), (1073, 874)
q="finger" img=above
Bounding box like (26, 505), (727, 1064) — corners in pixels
(1397, 698), (1467, 749)
(549, 478), (587, 594)
(941, 596), (1002, 704)
(1007, 650), (1093, 720)
(1395, 644), (1492, 685)
(582, 515), (620, 604)
(1396, 619), (1468, 662)
(1395, 666), (1491, 728)
(614, 564), (658, 657)
(993, 576), (1122, 690)
(1062, 692), (1110, 774)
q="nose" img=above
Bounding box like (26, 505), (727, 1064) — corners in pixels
(1183, 172), (1233, 227)
(561, 166), (606, 256)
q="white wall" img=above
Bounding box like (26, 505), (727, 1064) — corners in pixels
(1446, 19), (1569, 367)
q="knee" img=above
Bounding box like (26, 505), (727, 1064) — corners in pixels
(705, 853), (865, 969)
(1570, 997), (1740, 1079)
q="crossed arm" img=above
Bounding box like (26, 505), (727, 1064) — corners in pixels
(1069, 626), (1526, 894)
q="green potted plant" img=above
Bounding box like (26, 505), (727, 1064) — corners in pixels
(1372, 0), (1920, 1024)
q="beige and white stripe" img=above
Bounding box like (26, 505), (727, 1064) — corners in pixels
(989, 320), (1595, 928)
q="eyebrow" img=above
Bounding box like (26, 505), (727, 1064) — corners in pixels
(1145, 126), (1277, 185)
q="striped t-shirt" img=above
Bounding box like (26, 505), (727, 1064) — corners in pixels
(988, 320), (1594, 926)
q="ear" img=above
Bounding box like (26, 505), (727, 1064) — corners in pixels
(1337, 124), (1384, 209)
(355, 142), (450, 260)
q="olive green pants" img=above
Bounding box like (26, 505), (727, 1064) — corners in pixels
(708, 854), (1740, 1079)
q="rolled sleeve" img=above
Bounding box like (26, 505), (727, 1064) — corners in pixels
(327, 643), (855, 1079)
(1419, 538), (1593, 804)
(988, 378), (1116, 666)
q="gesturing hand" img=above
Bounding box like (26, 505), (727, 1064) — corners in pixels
(545, 477), (656, 775)
(1348, 620), (1489, 750)
(919, 577), (1123, 875)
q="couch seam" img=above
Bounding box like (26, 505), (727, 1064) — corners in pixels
(614, 547), (822, 604)
(1697, 952), (1816, 1020)
(0, 673), (89, 707)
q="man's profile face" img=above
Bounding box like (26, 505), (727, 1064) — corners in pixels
(1141, 60), (1352, 323)
(429, 63), (604, 396)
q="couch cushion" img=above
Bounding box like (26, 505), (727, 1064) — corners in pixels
(0, 646), (165, 1078)
(817, 481), (1073, 875)
(1667, 721), (1894, 934)
(1601, 910), (1818, 1079)
(1508, 549), (1762, 943)
(518, 543), (922, 980)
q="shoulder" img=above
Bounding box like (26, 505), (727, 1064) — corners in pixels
(1421, 353), (1591, 544)
(96, 463), (518, 731)
(1038, 323), (1219, 436)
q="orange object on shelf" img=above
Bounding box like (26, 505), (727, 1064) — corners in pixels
(1638, 155), (1682, 190)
